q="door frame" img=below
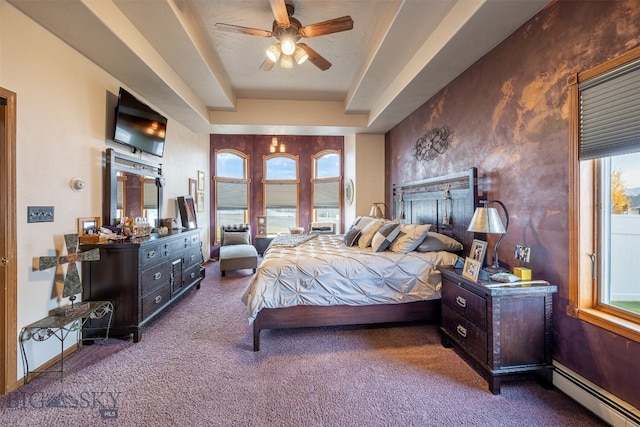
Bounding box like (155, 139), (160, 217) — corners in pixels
(0, 87), (18, 393)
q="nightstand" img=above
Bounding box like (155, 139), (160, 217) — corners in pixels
(254, 235), (275, 255)
(437, 265), (557, 394)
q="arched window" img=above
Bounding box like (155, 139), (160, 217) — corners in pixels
(263, 154), (299, 234)
(312, 150), (341, 230)
(215, 149), (249, 241)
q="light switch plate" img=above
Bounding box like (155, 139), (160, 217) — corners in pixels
(27, 206), (54, 223)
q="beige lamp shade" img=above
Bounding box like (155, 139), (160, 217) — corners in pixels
(370, 203), (386, 218)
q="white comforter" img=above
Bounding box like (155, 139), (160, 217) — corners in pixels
(241, 234), (459, 323)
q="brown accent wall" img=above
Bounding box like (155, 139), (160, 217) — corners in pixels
(209, 134), (343, 249)
(386, 1), (640, 407)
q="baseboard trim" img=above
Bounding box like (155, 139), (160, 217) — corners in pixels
(553, 361), (640, 426)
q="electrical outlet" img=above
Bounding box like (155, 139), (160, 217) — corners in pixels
(515, 245), (530, 262)
(27, 206), (54, 223)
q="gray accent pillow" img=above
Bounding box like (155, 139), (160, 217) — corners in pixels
(343, 228), (361, 247)
(223, 230), (250, 246)
(371, 223), (401, 252)
(416, 232), (463, 252)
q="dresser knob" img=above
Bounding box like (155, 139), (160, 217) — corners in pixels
(456, 296), (467, 308)
(154, 295), (162, 304)
(154, 272), (162, 280)
(147, 251), (156, 259)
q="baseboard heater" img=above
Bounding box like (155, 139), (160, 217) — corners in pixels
(553, 361), (640, 426)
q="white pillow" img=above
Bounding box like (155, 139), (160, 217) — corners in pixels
(353, 216), (376, 231)
(389, 223), (432, 253)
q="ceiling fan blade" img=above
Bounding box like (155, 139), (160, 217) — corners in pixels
(215, 23), (272, 37)
(260, 58), (276, 71)
(270, 0), (290, 28)
(300, 16), (353, 38)
(298, 43), (331, 71)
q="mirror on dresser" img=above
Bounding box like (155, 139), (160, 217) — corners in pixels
(103, 148), (163, 227)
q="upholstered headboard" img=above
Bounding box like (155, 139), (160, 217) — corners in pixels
(392, 168), (478, 256)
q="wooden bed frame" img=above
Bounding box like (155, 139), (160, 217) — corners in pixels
(252, 168), (478, 351)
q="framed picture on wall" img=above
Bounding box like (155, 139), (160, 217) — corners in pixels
(189, 178), (197, 196)
(197, 170), (205, 191)
(197, 191), (205, 213)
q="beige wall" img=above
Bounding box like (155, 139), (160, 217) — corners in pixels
(0, 1), (209, 380)
(344, 133), (385, 227)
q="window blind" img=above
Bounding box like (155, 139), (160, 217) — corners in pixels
(217, 180), (248, 210)
(580, 58), (640, 159)
(265, 182), (296, 208)
(313, 180), (339, 209)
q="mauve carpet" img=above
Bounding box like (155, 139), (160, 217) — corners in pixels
(1, 261), (606, 427)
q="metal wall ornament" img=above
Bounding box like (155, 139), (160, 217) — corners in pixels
(412, 126), (453, 161)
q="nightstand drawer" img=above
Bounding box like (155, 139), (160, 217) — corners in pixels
(442, 305), (487, 362)
(442, 280), (487, 330)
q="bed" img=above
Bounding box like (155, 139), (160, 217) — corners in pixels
(242, 168), (478, 350)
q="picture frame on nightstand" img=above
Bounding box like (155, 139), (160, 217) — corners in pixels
(462, 257), (481, 282)
(470, 239), (488, 266)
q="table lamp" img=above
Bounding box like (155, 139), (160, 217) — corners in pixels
(467, 200), (509, 274)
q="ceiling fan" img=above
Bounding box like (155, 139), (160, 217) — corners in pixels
(215, 0), (354, 71)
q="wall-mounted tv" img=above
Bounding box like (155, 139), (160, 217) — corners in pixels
(113, 87), (167, 157)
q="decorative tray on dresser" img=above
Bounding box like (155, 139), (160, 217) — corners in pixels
(81, 229), (204, 343)
(437, 265), (557, 394)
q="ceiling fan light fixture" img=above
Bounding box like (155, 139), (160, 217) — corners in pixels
(293, 46), (308, 65)
(280, 54), (293, 68)
(266, 44), (281, 62)
(281, 37), (296, 55)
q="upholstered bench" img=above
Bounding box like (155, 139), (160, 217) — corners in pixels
(219, 224), (258, 277)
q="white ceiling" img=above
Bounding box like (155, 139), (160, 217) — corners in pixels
(9, 0), (549, 136)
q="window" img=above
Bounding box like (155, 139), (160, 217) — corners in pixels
(569, 47), (640, 343)
(312, 150), (341, 230)
(215, 150), (249, 241)
(263, 154), (298, 234)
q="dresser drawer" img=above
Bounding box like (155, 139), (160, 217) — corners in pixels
(141, 262), (171, 295)
(442, 280), (487, 330)
(183, 246), (201, 268)
(442, 305), (487, 363)
(141, 284), (171, 320)
(140, 242), (170, 267)
(182, 263), (201, 288)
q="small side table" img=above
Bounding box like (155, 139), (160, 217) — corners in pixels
(19, 300), (113, 383)
(254, 235), (276, 255)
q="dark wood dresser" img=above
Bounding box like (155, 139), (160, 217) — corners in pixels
(437, 265), (557, 394)
(81, 229), (204, 342)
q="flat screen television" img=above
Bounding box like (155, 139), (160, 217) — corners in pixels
(113, 87), (167, 157)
